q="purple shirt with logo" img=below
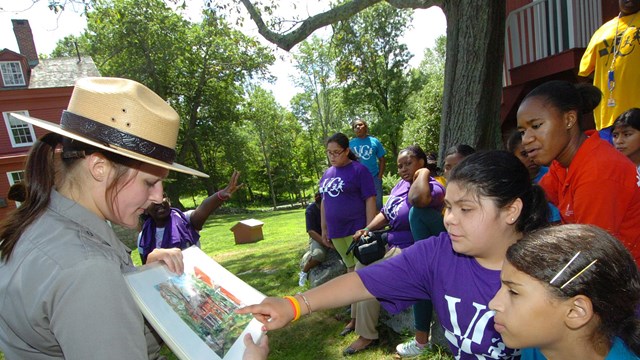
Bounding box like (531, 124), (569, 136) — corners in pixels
(381, 179), (413, 249)
(320, 161), (376, 238)
(357, 232), (519, 359)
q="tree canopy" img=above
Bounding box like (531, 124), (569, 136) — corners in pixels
(236, 0), (506, 162)
(40, 0), (500, 204)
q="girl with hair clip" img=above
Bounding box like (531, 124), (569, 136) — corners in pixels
(238, 150), (550, 359)
(517, 80), (640, 264)
(0, 78), (212, 359)
(490, 224), (640, 360)
(319, 132), (377, 336)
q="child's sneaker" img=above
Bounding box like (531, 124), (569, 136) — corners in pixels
(298, 271), (308, 286)
(395, 338), (429, 358)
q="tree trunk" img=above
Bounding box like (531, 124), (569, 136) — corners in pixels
(439, 0), (505, 161)
(258, 135), (278, 209)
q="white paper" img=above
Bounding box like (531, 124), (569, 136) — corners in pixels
(124, 247), (265, 360)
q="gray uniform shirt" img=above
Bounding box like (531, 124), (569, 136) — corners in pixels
(0, 190), (161, 359)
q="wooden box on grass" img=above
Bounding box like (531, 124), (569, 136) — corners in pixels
(230, 219), (264, 244)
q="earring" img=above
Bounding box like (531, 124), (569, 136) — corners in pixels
(511, 218), (515, 222)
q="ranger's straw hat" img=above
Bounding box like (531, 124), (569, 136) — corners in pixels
(11, 77), (207, 177)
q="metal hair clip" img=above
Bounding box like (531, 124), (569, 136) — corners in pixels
(560, 259), (597, 289)
(549, 251), (581, 285)
(549, 251), (598, 289)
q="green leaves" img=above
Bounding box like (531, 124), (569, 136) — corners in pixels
(332, 3), (417, 166)
(61, 0), (275, 200)
(403, 35), (446, 154)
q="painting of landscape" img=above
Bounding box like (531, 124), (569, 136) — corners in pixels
(155, 266), (252, 357)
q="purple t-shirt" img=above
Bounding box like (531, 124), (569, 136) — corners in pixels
(357, 232), (519, 359)
(381, 179), (413, 249)
(320, 161), (376, 238)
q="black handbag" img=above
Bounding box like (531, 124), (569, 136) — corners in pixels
(347, 230), (388, 265)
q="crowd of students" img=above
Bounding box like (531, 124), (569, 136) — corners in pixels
(240, 82), (640, 360)
(2, 31), (640, 360)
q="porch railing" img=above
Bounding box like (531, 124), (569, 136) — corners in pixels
(503, 0), (602, 86)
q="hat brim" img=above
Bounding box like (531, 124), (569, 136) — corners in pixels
(12, 113), (209, 178)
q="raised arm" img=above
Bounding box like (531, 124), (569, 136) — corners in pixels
(190, 170), (242, 230)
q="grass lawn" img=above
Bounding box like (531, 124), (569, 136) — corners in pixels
(0, 206), (452, 360)
(141, 207), (452, 360)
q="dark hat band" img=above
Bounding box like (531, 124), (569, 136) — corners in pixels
(60, 111), (176, 163)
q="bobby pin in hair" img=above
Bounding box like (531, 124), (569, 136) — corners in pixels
(549, 251), (581, 285)
(560, 259), (597, 289)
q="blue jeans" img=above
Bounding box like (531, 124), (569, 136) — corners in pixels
(373, 176), (383, 210)
(409, 206), (446, 332)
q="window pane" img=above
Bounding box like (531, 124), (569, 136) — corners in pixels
(6, 112), (34, 145)
(9, 171), (25, 184)
(0, 62), (26, 86)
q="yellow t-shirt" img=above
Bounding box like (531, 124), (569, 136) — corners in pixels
(579, 13), (640, 130)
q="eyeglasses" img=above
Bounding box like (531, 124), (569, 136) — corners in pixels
(326, 149), (346, 157)
(353, 123), (366, 129)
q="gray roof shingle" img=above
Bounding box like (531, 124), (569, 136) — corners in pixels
(28, 56), (101, 89)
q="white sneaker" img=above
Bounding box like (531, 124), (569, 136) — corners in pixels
(298, 271), (308, 286)
(395, 338), (429, 357)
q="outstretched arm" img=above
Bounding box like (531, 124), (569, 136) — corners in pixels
(190, 170), (243, 230)
(237, 272), (373, 331)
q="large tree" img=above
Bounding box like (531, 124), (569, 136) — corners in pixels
(66, 0), (274, 202)
(292, 36), (343, 142)
(237, 0), (506, 160)
(332, 2), (416, 160)
(243, 86), (302, 208)
(403, 35), (446, 153)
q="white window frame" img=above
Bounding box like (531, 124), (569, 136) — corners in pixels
(3, 111), (36, 147)
(7, 170), (25, 207)
(0, 61), (26, 87)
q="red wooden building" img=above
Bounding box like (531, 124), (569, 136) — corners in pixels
(501, 0), (618, 136)
(0, 19), (100, 218)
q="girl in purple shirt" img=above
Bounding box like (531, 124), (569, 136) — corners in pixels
(319, 132), (376, 336)
(239, 150), (550, 359)
(319, 132), (377, 271)
(343, 145), (444, 354)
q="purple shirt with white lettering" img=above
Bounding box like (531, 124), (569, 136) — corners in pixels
(320, 161), (376, 239)
(357, 232), (519, 359)
(381, 179), (413, 248)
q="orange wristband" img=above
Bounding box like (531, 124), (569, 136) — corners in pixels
(283, 296), (301, 321)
